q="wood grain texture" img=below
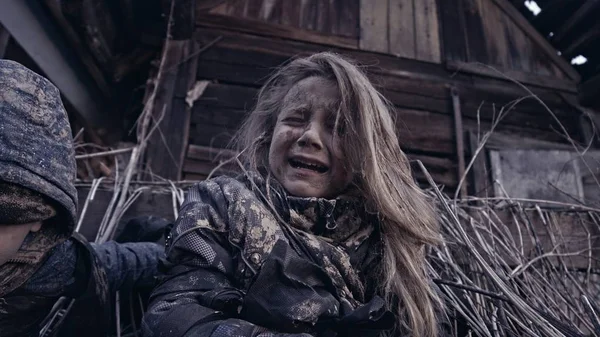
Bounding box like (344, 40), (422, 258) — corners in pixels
(413, 0), (441, 63)
(209, 0), (359, 38)
(436, 0), (468, 62)
(359, 0), (388, 52)
(488, 0), (580, 82)
(145, 37), (200, 180)
(388, 0), (414, 58)
(462, 0), (489, 64)
(196, 12), (358, 48)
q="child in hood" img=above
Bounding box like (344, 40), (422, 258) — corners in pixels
(143, 53), (444, 337)
(0, 59), (166, 337)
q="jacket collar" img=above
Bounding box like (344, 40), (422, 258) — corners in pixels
(240, 171), (378, 248)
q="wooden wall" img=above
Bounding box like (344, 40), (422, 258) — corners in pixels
(179, 27), (581, 194)
(147, 0), (587, 196)
(360, 0), (441, 63)
(210, 0), (359, 39)
(201, 0), (579, 83)
(438, 0), (580, 85)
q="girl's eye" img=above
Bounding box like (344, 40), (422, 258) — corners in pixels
(283, 116), (305, 124)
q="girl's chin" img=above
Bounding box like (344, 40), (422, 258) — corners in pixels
(282, 179), (326, 198)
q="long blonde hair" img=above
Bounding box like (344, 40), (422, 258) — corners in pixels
(233, 52), (442, 337)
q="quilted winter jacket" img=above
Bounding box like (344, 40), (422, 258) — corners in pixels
(142, 173), (395, 337)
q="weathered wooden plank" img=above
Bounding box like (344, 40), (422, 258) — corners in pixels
(193, 78), (578, 143)
(488, 0), (581, 82)
(146, 36), (199, 180)
(258, 0), (282, 24)
(280, 0), (301, 28)
(172, 0), (196, 39)
(191, 122), (236, 148)
(196, 12), (358, 48)
(315, 0), (331, 34)
(413, 0), (442, 63)
(194, 28), (454, 83)
(198, 82), (258, 110)
(336, 0), (360, 38)
(358, 0), (388, 53)
(461, 0), (489, 64)
(467, 130), (491, 197)
(481, 0), (510, 68)
(502, 9), (532, 72)
(300, 0), (318, 31)
(196, 59), (271, 87)
(244, 0), (263, 18)
(388, 0), (415, 59)
(187, 144), (237, 161)
(447, 60), (578, 93)
(451, 88), (467, 197)
(408, 153), (457, 188)
(436, 0), (468, 62)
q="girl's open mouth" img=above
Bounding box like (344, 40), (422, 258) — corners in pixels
(289, 158), (329, 173)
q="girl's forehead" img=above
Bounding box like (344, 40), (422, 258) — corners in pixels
(282, 77), (340, 109)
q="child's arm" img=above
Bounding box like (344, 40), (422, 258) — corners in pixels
(142, 181), (311, 337)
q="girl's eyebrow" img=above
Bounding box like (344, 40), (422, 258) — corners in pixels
(284, 103), (309, 114)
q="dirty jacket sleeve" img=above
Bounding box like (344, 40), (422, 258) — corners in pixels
(142, 180), (311, 337)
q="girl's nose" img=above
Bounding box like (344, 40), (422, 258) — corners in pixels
(297, 122), (324, 150)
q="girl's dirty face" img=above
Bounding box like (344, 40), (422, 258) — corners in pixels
(268, 76), (352, 198)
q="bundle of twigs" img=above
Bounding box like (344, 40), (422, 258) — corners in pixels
(421, 162), (600, 337)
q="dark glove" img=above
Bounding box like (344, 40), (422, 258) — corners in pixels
(115, 216), (172, 243)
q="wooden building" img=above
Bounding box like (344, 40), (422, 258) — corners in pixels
(140, 0), (600, 207)
(2, 0), (600, 230)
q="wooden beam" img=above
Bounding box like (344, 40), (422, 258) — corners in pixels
(551, 0), (600, 45)
(145, 39), (200, 181)
(145, 0), (200, 180)
(451, 87), (467, 197)
(562, 28), (600, 58)
(467, 131), (491, 197)
(42, 0), (112, 98)
(0, 22), (10, 58)
(0, 0), (119, 137)
(195, 12), (358, 49)
(489, 0), (581, 82)
(447, 60), (577, 93)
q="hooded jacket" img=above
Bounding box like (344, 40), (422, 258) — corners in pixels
(0, 59), (78, 294)
(142, 172), (394, 337)
(0, 60), (109, 337)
